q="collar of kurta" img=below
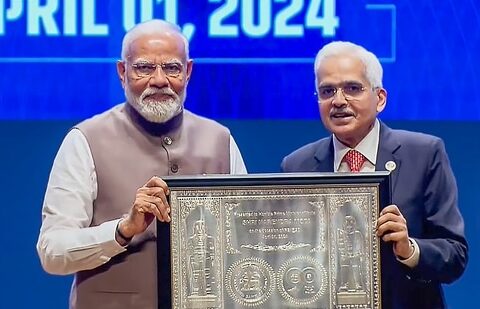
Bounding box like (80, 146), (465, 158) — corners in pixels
(124, 102), (184, 137)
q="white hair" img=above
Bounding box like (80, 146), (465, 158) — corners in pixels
(314, 41), (383, 88)
(121, 19), (189, 61)
(125, 85), (186, 123)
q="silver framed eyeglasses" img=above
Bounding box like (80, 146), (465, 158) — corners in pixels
(317, 82), (368, 101)
(130, 61), (183, 78)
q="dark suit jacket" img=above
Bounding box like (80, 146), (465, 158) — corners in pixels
(281, 121), (468, 309)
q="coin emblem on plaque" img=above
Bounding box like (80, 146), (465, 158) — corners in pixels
(277, 255), (327, 306)
(226, 257), (275, 307)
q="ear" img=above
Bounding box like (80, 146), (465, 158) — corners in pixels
(376, 88), (387, 113)
(116, 60), (126, 89)
(185, 59), (193, 84)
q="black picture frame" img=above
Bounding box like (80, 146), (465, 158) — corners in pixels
(157, 172), (391, 309)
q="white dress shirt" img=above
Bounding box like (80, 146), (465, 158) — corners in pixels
(37, 128), (247, 275)
(332, 119), (420, 268)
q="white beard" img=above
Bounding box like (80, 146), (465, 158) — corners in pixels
(125, 86), (186, 123)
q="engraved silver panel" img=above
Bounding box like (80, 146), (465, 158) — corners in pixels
(169, 182), (382, 309)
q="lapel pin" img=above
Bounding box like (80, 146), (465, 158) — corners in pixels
(385, 160), (396, 172)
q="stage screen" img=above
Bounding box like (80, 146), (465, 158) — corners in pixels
(1, 0), (478, 119)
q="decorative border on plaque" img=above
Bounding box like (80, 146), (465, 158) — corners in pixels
(225, 257), (275, 307)
(224, 201), (242, 254)
(327, 191), (379, 309)
(308, 199), (327, 252)
(172, 196), (224, 309)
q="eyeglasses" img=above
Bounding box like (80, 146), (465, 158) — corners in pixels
(130, 61), (183, 78)
(316, 82), (368, 101)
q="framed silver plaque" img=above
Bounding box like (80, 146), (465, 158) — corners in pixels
(158, 172), (391, 309)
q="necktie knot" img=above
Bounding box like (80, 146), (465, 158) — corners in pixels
(343, 149), (366, 173)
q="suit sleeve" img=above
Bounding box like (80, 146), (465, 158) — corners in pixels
(411, 138), (468, 283)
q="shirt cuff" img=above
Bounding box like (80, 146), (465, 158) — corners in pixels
(98, 219), (128, 255)
(396, 238), (420, 268)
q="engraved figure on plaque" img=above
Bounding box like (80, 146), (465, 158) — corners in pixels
(337, 215), (364, 292)
(336, 213), (368, 306)
(186, 219), (217, 307)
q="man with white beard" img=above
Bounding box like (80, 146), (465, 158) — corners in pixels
(36, 19), (247, 309)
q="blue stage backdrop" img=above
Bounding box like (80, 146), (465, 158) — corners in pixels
(1, 0), (479, 120)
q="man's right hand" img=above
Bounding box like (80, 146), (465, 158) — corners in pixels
(117, 176), (171, 241)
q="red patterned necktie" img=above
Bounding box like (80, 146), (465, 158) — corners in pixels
(343, 149), (367, 173)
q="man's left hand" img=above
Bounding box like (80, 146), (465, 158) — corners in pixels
(376, 204), (413, 259)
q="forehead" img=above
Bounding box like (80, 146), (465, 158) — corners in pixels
(126, 32), (186, 62)
(316, 55), (367, 85)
